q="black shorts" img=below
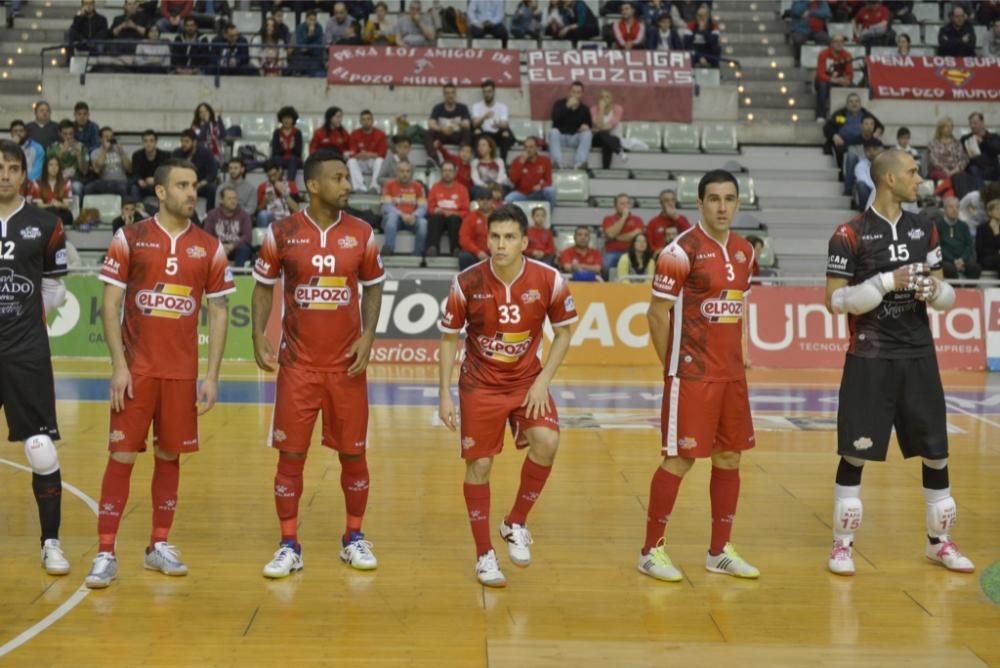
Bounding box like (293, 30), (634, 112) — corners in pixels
(837, 354), (947, 461)
(0, 356), (60, 442)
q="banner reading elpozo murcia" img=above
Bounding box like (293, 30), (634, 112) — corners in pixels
(326, 46), (521, 87)
(867, 55), (1000, 101)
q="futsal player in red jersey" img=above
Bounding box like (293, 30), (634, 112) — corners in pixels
(638, 170), (760, 582)
(252, 149), (385, 578)
(438, 204), (578, 587)
(85, 159), (235, 589)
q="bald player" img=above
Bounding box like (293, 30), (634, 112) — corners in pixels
(824, 150), (974, 576)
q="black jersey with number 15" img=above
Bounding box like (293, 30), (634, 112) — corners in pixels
(0, 201), (68, 361)
(825, 207), (942, 359)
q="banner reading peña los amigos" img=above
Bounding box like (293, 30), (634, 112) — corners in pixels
(326, 46), (521, 87)
(867, 55), (1000, 101)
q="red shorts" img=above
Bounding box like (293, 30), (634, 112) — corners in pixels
(660, 376), (755, 458)
(108, 375), (198, 453)
(270, 365), (368, 455)
(458, 380), (559, 459)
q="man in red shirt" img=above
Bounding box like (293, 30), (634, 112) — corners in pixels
(853, 0), (889, 47)
(346, 109), (388, 193)
(438, 204), (578, 587)
(558, 226), (603, 277)
(86, 159), (236, 589)
(611, 0), (646, 49)
(252, 149), (386, 579)
(380, 160), (427, 256)
(814, 33), (854, 122)
(646, 189), (692, 252)
(526, 205), (556, 265)
(601, 193), (645, 273)
(458, 183), (502, 269)
(504, 137), (556, 208)
(426, 161), (470, 257)
(638, 170), (759, 583)
(256, 161), (301, 227)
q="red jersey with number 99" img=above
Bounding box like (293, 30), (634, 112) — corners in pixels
(253, 210), (385, 371)
(439, 258), (578, 388)
(652, 225), (754, 382)
(98, 218), (236, 380)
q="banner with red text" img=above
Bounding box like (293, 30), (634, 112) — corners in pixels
(526, 50), (694, 122)
(326, 46), (521, 87)
(867, 55), (1000, 101)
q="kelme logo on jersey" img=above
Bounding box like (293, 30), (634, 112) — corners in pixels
(478, 330), (533, 363)
(136, 283), (198, 319)
(295, 276), (352, 310)
(700, 289), (745, 323)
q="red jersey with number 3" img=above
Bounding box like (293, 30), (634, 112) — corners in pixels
(439, 258), (578, 387)
(98, 218), (236, 380)
(652, 225), (754, 382)
(253, 209), (385, 371)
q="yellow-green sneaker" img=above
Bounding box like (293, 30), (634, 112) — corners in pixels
(638, 539), (683, 582)
(705, 543), (759, 579)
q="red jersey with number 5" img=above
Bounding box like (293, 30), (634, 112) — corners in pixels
(439, 258), (578, 388)
(253, 209), (385, 371)
(98, 218), (236, 380)
(652, 225), (754, 382)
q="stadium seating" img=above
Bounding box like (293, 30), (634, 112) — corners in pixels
(701, 124), (739, 154)
(508, 118), (546, 144)
(552, 170), (590, 205)
(511, 200), (551, 227)
(81, 194), (122, 224)
(624, 123), (663, 152)
(662, 124), (700, 153)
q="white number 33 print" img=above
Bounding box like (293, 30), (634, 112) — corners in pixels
(499, 304), (521, 324)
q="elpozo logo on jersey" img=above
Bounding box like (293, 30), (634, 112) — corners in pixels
(700, 289), (744, 323)
(136, 282), (197, 319)
(478, 330), (533, 363)
(295, 276), (352, 310)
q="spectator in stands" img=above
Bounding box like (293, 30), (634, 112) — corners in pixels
(196, 0), (233, 33)
(928, 116), (968, 184)
(685, 4), (721, 67)
(9, 121), (42, 182)
(135, 24), (172, 73)
(646, 189), (691, 252)
(824, 92), (883, 170)
(310, 106), (351, 156)
(843, 115), (881, 194)
(471, 136), (508, 200)
(673, 0), (706, 23)
(174, 128), (219, 208)
(85, 126), (131, 197)
(72, 101), (101, 152)
(468, 0), (508, 47)
(346, 110), (387, 192)
(960, 182), (1000, 227)
(989, 19), (1000, 57)
(458, 185), (501, 269)
(67, 0), (110, 56)
(131, 129), (170, 206)
(591, 89), (626, 170)
(745, 234), (766, 275)
(852, 0), (890, 47)
(813, 33), (853, 122)
(270, 106), (303, 182)
(647, 11), (684, 50)
(192, 102), (225, 166)
(216, 157), (257, 214)
(886, 1), (916, 24)
(961, 112), (1000, 187)
(250, 17), (287, 75)
(548, 80), (592, 170)
(426, 161), (470, 257)
(505, 136), (556, 207)
(324, 2), (355, 43)
(853, 138), (882, 210)
(26, 101), (59, 150)
(376, 135), (412, 187)
(975, 199), (1000, 272)
(789, 1), (831, 64)
(524, 206), (556, 265)
(511, 0), (542, 39)
(426, 85), (472, 162)
(436, 143), (474, 193)
(643, 0), (676, 24)
(601, 193), (645, 273)
(938, 196), (981, 280)
(894, 32), (911, 56)
(978, 1), (1000, 26)
(471, 79), (513, 161)
(617, 232), (655, 280)
(48, 119), (87, 194)
(158, 0), (193, 33)
(381, 160), (428, 257)
(362, 2), (396, 45)
(255, 159), (300, 227)
(396, 0), (436, 46)
(213, 22), (254, 75)
(938, 4), (976, 57)
(111, 198), (142, 234)
(894, 126), (918, 159)
(172, 16), (208, 74)
(269, 6), (292, 44)
(609, 1), (647, 49)
(204, 186), (253, 266)
(558, 225), (603, 278)
(291, 11), (327, 75)
(111, 0), (149, 54)
(544, 0), (600, 43)
(28, 156), (74, 227)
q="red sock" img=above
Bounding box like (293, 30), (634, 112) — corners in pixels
(97, 458), (135, 554)
(340, 455), (370, 543)
(642, 467), (683, 554)
(275, 455), (306, 543)
(463, 482), (492, 557)
(710, 467), (741, 555)
(505, 457), (552, 527)
(150, 455), (180, 548)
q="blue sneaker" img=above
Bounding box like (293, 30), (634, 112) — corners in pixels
(340, 532), (377, 571)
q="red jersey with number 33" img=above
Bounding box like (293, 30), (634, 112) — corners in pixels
(652, 225), (754, 382)
(98, 218), (236, 380)
(439, 258), (578, 388)
(253, 209), (385, 371)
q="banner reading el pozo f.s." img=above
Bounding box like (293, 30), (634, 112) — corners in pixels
(867, 55), (1000, 101)
(326, 46), (521, 87)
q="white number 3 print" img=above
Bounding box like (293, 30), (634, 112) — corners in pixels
(499, 304), (521, 324)
(725, 263), (735, 281)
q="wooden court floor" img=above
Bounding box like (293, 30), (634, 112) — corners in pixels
(0, 361), (998, 667)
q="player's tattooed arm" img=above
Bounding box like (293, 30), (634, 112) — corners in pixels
(347, 280), (384, 376)
(251, 281), (277, 372)
(102, 283), (133, 412)
(199, 296), (228, 415)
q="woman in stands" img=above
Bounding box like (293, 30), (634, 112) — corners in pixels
(684, 4), (721, 67)
(270, 105), (304, 183)
(895, 32), (911, 56)
(617, 232), (655, 281)
(28, 156), (75, 227)
(927, 116), (969, 195)
(545, 0), (599, 44)
(192, 102), (226, 166)
(470, 136), (509, 201)
(250, 17), (287, 77)
(591, 89), (627, 170)
(975, 198), (1000, 273)
(135, 24), (171, 74)
(309, 106), (351, 156)
(363, 1), (397, 45)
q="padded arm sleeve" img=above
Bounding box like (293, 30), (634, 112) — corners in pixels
(41, 278), (67, 313)
(830, 272), (894, 315)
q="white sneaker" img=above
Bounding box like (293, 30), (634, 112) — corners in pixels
(41, 538), (70, 575)
(143, 542), (188, 576)
(475, 549), (506, 588)
(85, 552), (118, 589)
(828, 538), (855, 576)
(705, 543), (760, 579)
(926, 539), (975, 573)
(263, 544), (303, 578)
(340, 532), (378, 571)
(499, 521), (533, 567)
(637, 539), (683, 582)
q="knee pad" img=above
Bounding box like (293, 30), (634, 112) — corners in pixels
(926, 496), (957, 538)
(842, 455), (867, 468)
(24, 435), (60, 476)
(922, 457), (948, 470)
(833, 496), (863, 539)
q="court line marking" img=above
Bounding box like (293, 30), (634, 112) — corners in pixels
(944, 399), (1000, 430)
(0, 457), (98, 660)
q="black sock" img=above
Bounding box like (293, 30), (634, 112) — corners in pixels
(835, 457), (864, 487)
(923, 463), (949, 545)
(32, 470), (62, 544)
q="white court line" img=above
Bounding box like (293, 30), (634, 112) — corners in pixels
(0, 457), (98, 659)
(944, 399), (1000, 431)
